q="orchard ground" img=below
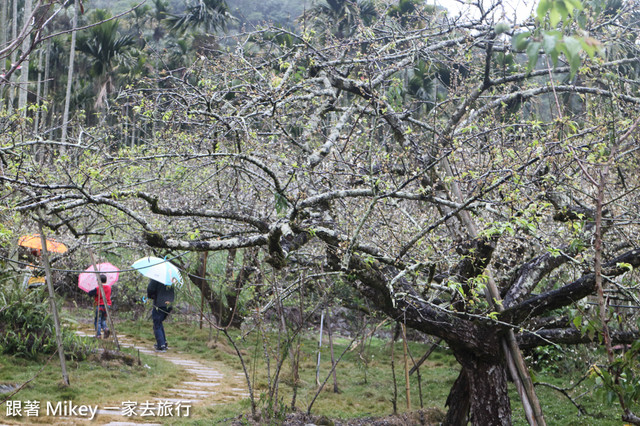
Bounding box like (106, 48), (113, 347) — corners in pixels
(0, 302), (630, 425)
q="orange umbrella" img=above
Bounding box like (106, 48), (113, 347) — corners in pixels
(18, 234), (68, 254)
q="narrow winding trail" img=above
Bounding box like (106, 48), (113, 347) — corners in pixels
(74, 329), (249, 425)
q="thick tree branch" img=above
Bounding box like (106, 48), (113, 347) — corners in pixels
(503, 248), (640, 324)
(135, 192), (269, 232)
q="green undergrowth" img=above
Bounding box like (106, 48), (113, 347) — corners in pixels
(0, 286), (92, 361)
(510, 376), (630, 425)
(1, 308), (636, 425)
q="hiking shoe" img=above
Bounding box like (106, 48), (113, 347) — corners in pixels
(103, 330), (111, 338)
(154, 344), (167, 352)
(95, 334), (101, 339)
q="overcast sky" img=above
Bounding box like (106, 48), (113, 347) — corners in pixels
(441, 0), (537, 24)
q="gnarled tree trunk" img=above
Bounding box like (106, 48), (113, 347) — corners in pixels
(445, 349), (510, 425)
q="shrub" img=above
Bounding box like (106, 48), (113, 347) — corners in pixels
(0, 283), (93, 360)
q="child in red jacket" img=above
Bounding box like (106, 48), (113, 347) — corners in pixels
(88, 275), (111, 338)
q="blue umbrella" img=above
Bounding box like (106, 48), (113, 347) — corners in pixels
(131, 256), (183, 288)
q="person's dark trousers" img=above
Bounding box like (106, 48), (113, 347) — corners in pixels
(152, 307), (168, 348)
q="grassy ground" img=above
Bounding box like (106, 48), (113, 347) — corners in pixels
(114, 316), (457, 424)
(0, 344), (182, 424)
(0, 306), (637, 425)
(114, 313), (637, 424)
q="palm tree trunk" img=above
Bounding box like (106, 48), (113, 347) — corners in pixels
(46, 100), (56, 163)
(61, 0), (78, 147)
(0, 0), (7, 49)
(123, 106), (128, 147)
(40, 37), (51, 133)
(18, 0), (33, 116)
(8, 0), (18, 112)
(0, 0), (8, 103)
(33, 46), (43, 133)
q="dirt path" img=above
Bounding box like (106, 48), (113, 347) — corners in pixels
(74, 329), (249, 425)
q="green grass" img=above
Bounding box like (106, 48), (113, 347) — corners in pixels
(115, 317), (457, 422)
(114, 316), (634, 424)
(1, 309), (638, 424)
(0, 343), (182, 424)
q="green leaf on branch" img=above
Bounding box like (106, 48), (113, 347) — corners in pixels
(526, 42), (541, 70)
(562, 36), (583, 77)
(537, 0), (550, 21)
(563, 36), (582, 58)
(512, 32), (531, 51)
(274, 192), (289, 215)
(542, 32), (559, 54)
(617, 262), (633, 271)
(549, 6), (562, 27)
(572, 315), (582, 330)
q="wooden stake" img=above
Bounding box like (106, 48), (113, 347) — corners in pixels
(409, 338), (442, 376)
(199, 251), (208, 329)
(326, 308), (339, 393)
(316, 310), (324, 387)
(390, 323), (398, 415)
(37, 222), (69, 386)
(401, 323), (411, 410)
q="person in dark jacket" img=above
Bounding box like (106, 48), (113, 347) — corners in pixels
(146, 279), (174, 351)
(88, 275), (111, 338)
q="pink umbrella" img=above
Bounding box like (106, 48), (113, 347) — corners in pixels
(78, 262), (120, 293)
